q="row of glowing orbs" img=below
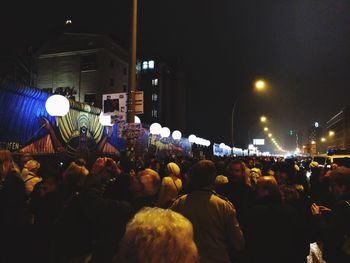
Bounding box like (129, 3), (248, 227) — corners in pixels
(150, 123), (181, 140)
(45, 95), (208, 145)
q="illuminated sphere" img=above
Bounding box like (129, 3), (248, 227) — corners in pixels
(135, 115), (141, 124)
(150, 123), (162, 135)
(188, 134), (197, 143)
(99, 112), (113, 126)
(45, 95), (70, 117)
(219, 143), (225, 149)
(172, 130), (182, 140)
(206, 140), (211, 147)
(160, 127), (171, 138)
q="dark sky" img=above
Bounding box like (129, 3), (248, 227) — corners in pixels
(2, 0), (350, 150)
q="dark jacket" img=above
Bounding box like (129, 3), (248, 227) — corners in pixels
(243, 195), (306, 263)
(313, 192), (350, 263)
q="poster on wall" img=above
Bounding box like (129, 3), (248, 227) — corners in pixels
(102, 93), (127, 123)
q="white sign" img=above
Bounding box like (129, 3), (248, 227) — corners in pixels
(102, 93), (127, 123)
(253, 139), (265, 145)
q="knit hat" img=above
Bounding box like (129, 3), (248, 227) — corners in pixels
(167, 162), (180, 177)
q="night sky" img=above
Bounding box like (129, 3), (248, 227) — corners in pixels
(2, 0), (350, 149)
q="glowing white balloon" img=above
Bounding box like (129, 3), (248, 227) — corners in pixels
(45, 95), (70, 117)
(188, 134), (197, 143)
(160, 127), (171, 138)
(150, 123), (162, 135)
(172, 130), (182, 140)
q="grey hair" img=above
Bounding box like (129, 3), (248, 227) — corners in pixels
(118, 207), (199, 263)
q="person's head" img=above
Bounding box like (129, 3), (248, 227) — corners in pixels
(215, 160), (226, 175)
(255, 176), (281, 200)
(167, 162), (180, 178)
(190, 160), (216, 189)
(20, 153), (33, 168)
(130, 168), (161, 198)
(62, 161), (89, 188)
(91, 157), (120, 180)
(119, 207), (198, 263)
(0, 150), (18, 179)
(24, 160), (40, 174)
(226, 160), (245, 183)
(329, 167), (350, 197)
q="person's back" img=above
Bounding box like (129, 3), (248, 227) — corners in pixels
(243, 176), (305, 263)
(171, 160), (244, 263)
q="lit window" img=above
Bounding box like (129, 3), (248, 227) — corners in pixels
(152, 109), (158, 117)
(152, 93), (158, 101)
(152, 79), (158, 86)
(148, 60), (155, 69)
(142, 61), (148, 70)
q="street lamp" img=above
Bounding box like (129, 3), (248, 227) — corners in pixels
(260, 116), (267, 123)
(255, 80), (267, 91)
(264, 127), (269, 132)
(321, 137), (326, 142)
(329, 131), (335, 137)
(268, 133), (272, 138)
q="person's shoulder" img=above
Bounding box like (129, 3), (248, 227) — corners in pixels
(211, 191), (235, 208)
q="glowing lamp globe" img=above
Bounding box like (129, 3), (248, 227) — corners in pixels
(188, 134), (197, 143)
(160, 127), (171, 138)
(99, 113), (113, 126)
(135, 116), (141, 124)
(219, 143), (225, 149)
(172, 130), (182, 140)
(45, 95), (70, 117)
(150, 123), (162, 135)
(205, 140), (211, 147)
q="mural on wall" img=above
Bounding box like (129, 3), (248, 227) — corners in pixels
(0, 84), (124, 158)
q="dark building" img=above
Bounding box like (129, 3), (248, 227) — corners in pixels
(35, 32), (129, 107)
(326, 106), (350, 149)
(137, 59), (186, 131)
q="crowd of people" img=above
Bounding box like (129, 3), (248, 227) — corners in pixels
(0, 149), (349, 263)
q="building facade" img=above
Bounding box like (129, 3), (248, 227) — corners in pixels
(137, 59), (186, 131)
(326, 106), (350, 149)
(35, 33), (129, 107)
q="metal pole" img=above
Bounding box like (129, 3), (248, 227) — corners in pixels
(127, 0), (137, 123)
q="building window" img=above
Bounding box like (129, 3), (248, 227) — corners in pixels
(152, 93), (158, 101)
(142, 61), (148, 70)
(148, 60), (155, 69)
(110, 78), (114, 87)
(81, 55), (97, 71)
(123, 67), (127, 75)
(152, 78), (158, 86)
(85, 93), (96, 106)
(110, 60), (115, 68)
(152, 109), (158, 118)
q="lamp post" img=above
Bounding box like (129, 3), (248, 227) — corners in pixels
(231, 79), (267, 146)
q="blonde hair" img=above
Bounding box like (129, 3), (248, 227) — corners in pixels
(62, 161), (89, 182)
(119, 207), (199, 263)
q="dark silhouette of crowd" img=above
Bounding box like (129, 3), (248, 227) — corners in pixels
(0, 149), (349, 263)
